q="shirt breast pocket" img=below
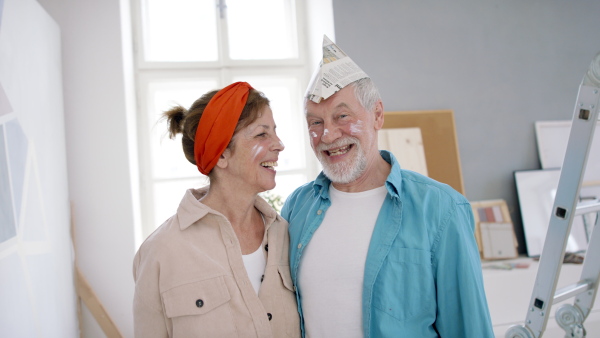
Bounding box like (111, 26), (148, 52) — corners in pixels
(372, 248), (436, 322)
(162, 276), (237, 337)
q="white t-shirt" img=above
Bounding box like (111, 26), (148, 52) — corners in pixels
(242, 214), (267, 295)
(243, 244), (267, 295)
(298, 184), (387, 338)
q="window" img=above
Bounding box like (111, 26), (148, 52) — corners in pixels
(132, 0), (316, 237)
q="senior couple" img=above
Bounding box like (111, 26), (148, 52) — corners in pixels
(133, 37), (494, 338)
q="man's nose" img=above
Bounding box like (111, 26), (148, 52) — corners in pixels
(320, 123), (342, 144)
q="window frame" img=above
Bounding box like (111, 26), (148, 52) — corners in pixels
(130, 0), (319, 238)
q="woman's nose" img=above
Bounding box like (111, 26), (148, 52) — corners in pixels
(272, 135), (285, 152)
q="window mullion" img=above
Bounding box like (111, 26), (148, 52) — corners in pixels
(216, 0), (231, 67)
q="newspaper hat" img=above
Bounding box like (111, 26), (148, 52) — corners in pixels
(305, 35), (370, 103)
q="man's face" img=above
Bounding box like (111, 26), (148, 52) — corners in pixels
(305, 86), (383, 184)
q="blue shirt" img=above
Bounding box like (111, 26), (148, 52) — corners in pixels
(281, 151), (494, 337)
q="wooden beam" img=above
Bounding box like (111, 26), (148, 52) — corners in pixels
(71, 202), (123, 338)
(75, 267), (123, 338)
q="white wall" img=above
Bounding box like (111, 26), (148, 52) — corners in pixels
(331, 0), (600, 254)
(36, 0), (139, 336)
(0, 0), (78, 336)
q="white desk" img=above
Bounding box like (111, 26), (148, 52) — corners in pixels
(482, 257), (600, 337)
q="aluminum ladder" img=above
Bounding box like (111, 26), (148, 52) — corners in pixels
(506, 52), (600, 338)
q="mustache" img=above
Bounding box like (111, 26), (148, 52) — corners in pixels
(316, 136), (359, 152)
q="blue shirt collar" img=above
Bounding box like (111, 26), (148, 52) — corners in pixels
(311, 150), (403, 199)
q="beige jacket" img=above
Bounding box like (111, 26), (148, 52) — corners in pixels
(133, 187), (300, 338)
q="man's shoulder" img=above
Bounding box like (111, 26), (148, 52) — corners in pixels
(397, 169), (468, 205)
(281, 180), (318, 216)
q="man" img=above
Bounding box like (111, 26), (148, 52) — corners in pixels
(281, 36), (494, 337)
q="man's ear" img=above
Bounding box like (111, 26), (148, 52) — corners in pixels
(215, 148), (230, 169)
(373, 100), (385, 130)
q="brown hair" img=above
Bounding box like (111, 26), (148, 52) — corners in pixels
(162, 87), (270, 171)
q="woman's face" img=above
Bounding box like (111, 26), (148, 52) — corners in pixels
(226, 105), (284, 193)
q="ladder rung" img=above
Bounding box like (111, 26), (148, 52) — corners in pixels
(554, 280), (593, 303)
(575, 201), (600, 216)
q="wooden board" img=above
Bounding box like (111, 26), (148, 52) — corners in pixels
(382, 110), (465, 194)
(378, 127), (428, 176)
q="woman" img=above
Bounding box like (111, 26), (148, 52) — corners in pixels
(133, 82), (300, 337)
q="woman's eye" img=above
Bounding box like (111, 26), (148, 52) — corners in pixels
(256, 132), (267, 137)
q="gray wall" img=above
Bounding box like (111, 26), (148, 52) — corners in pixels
(332, 0), (600, 254)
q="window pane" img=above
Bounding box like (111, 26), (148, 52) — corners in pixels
(227, 0), (298, 60)
(233, 75), (305, 171)
(143, 0), (218, 62)
(153, 178), (208, 227)
(147, 79), (219, 179)
(272, 173), (307, 202)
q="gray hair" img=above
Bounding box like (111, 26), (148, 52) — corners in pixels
(349, 77), (381, 112)
(303, 77), (381, 112)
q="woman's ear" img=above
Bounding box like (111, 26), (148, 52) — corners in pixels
(215, 148), (230, 169)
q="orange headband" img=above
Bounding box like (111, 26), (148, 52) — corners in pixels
(194, 82), (253, 175)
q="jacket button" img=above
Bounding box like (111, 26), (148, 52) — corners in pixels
(267, 313), (272, 321)
(261, 274), (264, 282)
(317, 210), (322, 215)
(297, 243), (302, 249)
(264, 244), (268, 252)
(196, 299), (204, 308)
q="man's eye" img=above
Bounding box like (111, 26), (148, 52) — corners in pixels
(310, 121), (322, 126)
(256, 132), (267, 137)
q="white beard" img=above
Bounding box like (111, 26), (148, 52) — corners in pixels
(316, 137), (367, 184)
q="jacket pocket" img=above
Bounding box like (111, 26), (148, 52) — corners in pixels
(161, 276), (237, 337)
(277, 265), (295, 292)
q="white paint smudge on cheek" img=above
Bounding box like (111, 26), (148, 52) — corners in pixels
(323, 129), (329, 136)
(311, 131), (318, 138)
(251, 144), (264, 161)
(350, 120), (364, 135)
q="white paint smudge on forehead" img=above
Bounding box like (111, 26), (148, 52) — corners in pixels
(350, 120), (364, 136)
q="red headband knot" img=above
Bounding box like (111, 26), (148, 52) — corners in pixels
(194, 82), (253, 175)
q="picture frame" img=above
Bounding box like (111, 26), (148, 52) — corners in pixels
(470, 199), (518, 260)
(514, 169), (599, 257)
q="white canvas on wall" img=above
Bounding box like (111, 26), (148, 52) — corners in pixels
(535, 120), (600, 183)
(0, 0), (78, 336)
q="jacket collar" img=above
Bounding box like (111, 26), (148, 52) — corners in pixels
(311, 150), (403, 199)
(176, 186), (282, 231)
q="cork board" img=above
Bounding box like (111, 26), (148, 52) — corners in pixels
(382, 110), (465, 195)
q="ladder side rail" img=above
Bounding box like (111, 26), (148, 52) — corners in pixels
(523, 85), (600, 337)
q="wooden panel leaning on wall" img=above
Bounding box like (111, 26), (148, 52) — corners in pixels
(382, 110), (465, 195)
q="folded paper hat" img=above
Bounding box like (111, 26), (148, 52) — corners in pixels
(306, 35), (370, 103)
